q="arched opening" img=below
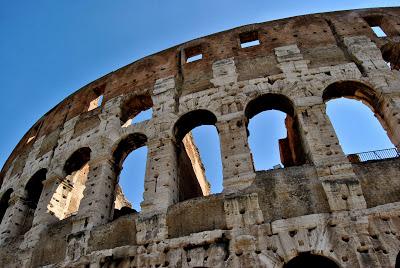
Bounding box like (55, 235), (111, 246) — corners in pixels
(49, 147), (91, 220)
(22, 169), (47, 232)
(283, 253), (339, 268)
(245, 94), (307, 170)
(174, 110), (222, 201)
(323, 81), (397, 162)
(120, 95), (153, 127)
(0, 189), (13, 225)
(112, 133), (147, 218)
(396, 251), (400, 268)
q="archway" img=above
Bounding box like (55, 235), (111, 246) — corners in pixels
(49, 147), (91, 220)
(112, 133), (147, 218)
(173, 109), (222, 201)
(284, 253), (339, 268)
(0, 189), (13, 225)
(120, 95), (153, 127)
(323, 81), (397, 161)
(245, 93), (307, 170)
(22, 169), (47, 232)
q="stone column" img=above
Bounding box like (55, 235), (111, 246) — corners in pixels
(217, 114), (256, 193)
(381, 94), (400, 149)
(76, 157), (117, 228)
(297, 104), (367, 211)
(141, 137), (178, 213)
(0, 191), (27, 244)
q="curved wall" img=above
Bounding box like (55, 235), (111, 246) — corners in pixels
(0, 7), (400, 268)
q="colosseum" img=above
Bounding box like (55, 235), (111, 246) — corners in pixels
(1, 6), (400, 268)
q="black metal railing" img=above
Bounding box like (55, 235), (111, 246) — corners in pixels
(347, 148), (400, 163)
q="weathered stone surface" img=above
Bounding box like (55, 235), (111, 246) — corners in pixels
(0, 7), (400, 267)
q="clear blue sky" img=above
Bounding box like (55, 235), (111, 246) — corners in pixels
(0, 1), (397, 210)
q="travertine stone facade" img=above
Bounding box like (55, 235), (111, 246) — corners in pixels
(1, 7), (400, 268)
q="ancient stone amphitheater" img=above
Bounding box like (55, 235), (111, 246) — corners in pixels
(1, 7), (400, 268)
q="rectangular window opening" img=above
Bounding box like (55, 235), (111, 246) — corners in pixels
(239, 31), (260, 48)
(371, 26), (387, 37)
(185, 45), (203, 63)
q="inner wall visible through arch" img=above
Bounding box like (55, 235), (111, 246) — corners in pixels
(326, 98), (394, 154)
(190, 125), (223, 194)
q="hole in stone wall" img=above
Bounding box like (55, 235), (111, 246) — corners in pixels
(248, 110), (287, 170)
(120, 95), (153, 127)
(185, 126), (223, 194)
(239, 31), (260, 48)
(128, 108), (153, 126)
(283, 252), (339, 268)
(245, 94), (307, 170)
(185, 45), (203, 63)
(114, 146), (147, 214)
(326, 98), (394, 155)
(371, 26), (387, 37)
(22, 169), (47, 233)
(88, 85), (105, 112)
(174, 110), (221, 201)
(0, 189), (13, 225)
(113, 133), (147, 217)
(363, 16), (389, 38)
(49, 148), (91, 220)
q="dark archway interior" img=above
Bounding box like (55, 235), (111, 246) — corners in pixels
(284, 253), (339, 268)
(0, 189), (13, 224)
(64, 147), (92, 176)
(396, 251), (400, 268)
(25, 169), (47, 209)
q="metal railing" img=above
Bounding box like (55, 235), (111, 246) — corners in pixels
(347, 148), (400, 163)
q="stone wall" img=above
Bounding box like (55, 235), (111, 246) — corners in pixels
(0, 7), (400, 268)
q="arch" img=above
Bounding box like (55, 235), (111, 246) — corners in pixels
(48, 147), (92, 220)
(25, 168), (47, 209)
(322, 81), (380, 111)
(174, 109), (218, 142)
(120, 94), (153, 126)
(64, 147), (92, 176)
(173, 109), (220, 201)
(112, 133), (148, 216)
(21, 169), (47, 234)
(283, 252), (340, 268)
(245, 93), (295, 120)
(113, 133), (148, 170)
(0, 188), (13, 225)
(323, 80), (397, 152)
(396, 251), (400, 268)
(245, 93), (307, 169)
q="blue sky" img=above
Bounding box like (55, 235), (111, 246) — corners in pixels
(0, 1), (397, 210)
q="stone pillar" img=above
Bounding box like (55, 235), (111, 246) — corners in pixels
(381, 94), (400, 149)
(297, 104), (367, 211)
(76, 157), (117, 228)
(141, 137), (178, 213)
(297, 104), (347, 166)
(140, 75), (180, 213)
(217, 114), (256, 193)
(0, 191), (27, 244)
